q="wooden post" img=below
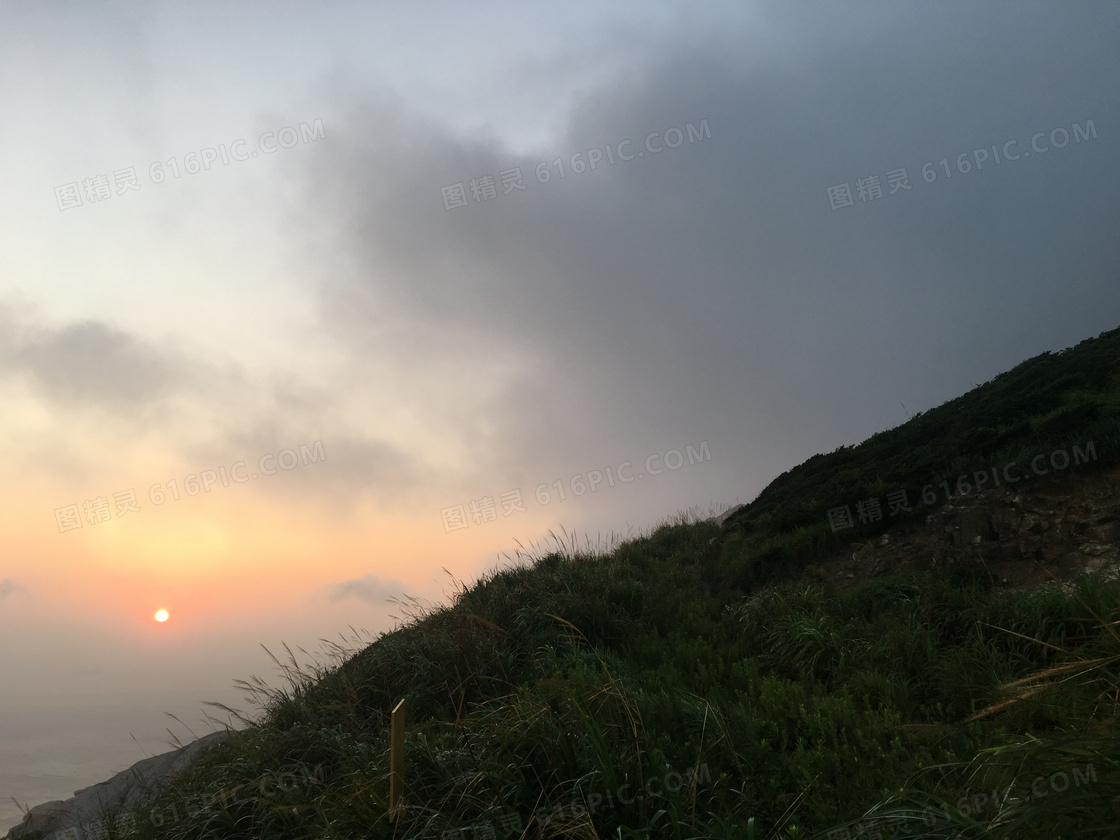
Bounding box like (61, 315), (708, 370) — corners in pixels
(389, 698), (405, 821)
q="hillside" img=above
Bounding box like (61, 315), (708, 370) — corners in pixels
(10, 325), (1120, 840)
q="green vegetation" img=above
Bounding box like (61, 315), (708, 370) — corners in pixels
(719, 324), (1120, 579)
(102, 326), (1120, 839)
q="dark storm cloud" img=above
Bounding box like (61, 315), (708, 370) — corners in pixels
(295, 3), (1120, 505)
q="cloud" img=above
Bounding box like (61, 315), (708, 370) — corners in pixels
(324, 573), (407, 604)
(180, 412), (437, 513)
(286, 3), (1120, 508)
(0, 303), (185, 410)
(0, 299), (437, 511)
(301, 436), (433, 507)
(0, 578), (25, 600)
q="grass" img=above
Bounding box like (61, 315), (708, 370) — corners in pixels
(23, 324), (1120, 840)
(88, 545), (1118, 839)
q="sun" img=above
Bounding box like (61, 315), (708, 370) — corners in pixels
(154, 609), (169, 623)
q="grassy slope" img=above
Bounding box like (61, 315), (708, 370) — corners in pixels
(101, 326), (1120, 840)
(714, 325), (1120, 592)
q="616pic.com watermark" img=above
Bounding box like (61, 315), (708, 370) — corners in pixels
(827, 117), (1098, 211)
(53, 441), (326, 534)
(826, 441), (1098, 533)
(440, 441), (712, 533)
(440, 118), (711, 211)
(53, 118), (326, 212)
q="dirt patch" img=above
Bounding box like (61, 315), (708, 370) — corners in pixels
(801, 464), (1120, 596)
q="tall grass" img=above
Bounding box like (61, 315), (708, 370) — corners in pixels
(60, 325), (1120, 839)
(88, 530), (1115, 840)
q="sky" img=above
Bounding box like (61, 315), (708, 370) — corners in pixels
(1, 0), (1119, 818)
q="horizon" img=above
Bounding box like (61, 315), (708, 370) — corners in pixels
(1, 0), (1119, 823)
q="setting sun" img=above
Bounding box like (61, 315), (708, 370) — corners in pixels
(154, 610), (169, 623)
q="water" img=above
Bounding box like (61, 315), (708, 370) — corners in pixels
(0, 688), (247, 833)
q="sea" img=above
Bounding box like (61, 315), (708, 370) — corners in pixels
(0, 687), (249, 833)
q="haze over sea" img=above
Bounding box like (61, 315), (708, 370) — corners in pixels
(0, 688), (242, 832)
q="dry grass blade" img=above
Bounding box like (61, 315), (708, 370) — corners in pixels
(967, 594), (1120, 722)
(999, 655), (1120, 690)
(978, 621), (1071, 656)
(765, 772), (821, 840)
(466, 613), (509, 634)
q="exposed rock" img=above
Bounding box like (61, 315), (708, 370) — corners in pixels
(807, 464), (1120, 594)
(1080, 542), (1113, 556)
(6, 730), (234, 840)
(708, 504), (744, 528)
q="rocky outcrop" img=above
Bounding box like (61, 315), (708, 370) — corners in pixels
(708, 503), (744, 528)
(5, 730), (235, 840)
(803, 464), (1120, 593)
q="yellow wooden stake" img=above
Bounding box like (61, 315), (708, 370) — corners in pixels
(389, 698), (406, 821)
